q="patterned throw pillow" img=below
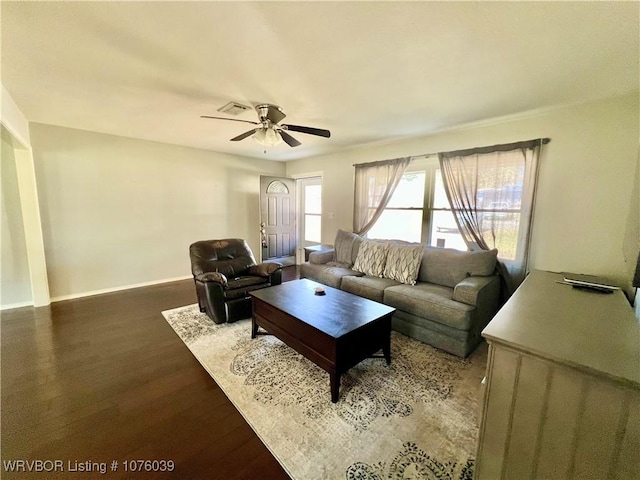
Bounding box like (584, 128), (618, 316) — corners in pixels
(383, 244), (424, 285)
(353, 241), (390, 277)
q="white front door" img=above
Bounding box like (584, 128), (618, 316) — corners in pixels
(260, 176), (296, 266)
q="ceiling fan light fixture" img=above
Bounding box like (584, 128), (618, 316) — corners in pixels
(253, 127), (282, 146)
(202, 103), (330, 148)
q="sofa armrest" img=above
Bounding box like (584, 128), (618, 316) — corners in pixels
(453, 275), (499, 307)
(248, 262), (283, 286)
(195, 272), (228, 288)
(309, 249), (335, 264)
(247, 262), (282, 277)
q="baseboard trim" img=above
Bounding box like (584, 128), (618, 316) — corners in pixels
(51, 275), (192, 303)
(1, 300), (34, 311)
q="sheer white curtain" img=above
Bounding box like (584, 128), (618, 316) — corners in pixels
(353, 157), (411, 235)
(439, 140), (545, 294)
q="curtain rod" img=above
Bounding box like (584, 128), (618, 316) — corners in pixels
(353, 137), (551, 166)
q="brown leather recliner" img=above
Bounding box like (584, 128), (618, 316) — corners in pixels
(189, 239), (283, 324)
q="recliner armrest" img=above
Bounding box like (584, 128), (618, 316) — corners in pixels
(247, 262), (283, 277)
(453, 275), (499, 306)
(195, 272), (228, 288)
(309, 249), (335, 264)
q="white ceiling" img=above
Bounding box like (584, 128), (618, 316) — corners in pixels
(2, 1), (638, 162)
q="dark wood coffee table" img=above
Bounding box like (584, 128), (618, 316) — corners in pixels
(250, 279), (395, 403)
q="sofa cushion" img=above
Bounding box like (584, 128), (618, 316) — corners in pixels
(383, 243), (424, 285)
(384, 283), (475, 331)
(334, 229), (359, 266)
(418, 247), (498, 288)
(353, 240), (390, 277)
(299, 262), (363, 289)
(341, 275), (400, 303)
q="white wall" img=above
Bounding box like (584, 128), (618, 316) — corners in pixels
(30, 123), (285, 300)
(1, 83), (50, 307)
(1, 128), (32, 307)
(287, 93), (640, 291)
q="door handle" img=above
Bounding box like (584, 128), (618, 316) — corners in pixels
(260, 223), (267, 248)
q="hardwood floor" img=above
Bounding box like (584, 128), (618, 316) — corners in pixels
(1, 267), (299, 479)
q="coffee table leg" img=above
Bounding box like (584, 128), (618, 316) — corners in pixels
(383, 321), (391, 365)
(330, 372), (340, 403)
(251, 317), (258, 339)
(383, 338), (391, 365)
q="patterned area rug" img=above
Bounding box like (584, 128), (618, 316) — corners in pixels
(162, 304), (487, 480)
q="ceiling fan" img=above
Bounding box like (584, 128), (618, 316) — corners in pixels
(201, 104), (331, 148)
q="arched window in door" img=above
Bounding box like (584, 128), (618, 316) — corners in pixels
(266, 180), (289, 194)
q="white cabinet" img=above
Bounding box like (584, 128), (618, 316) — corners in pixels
(475, 270), (640, 480)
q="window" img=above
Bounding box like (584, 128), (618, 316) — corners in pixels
(303, 184), (322, 242)
(367, 172), (425, 242)
(369, 156), (527, 258)
(266, 180), (289, 194)
(464, 155), (525, 260)
(430, 168), (467, 251)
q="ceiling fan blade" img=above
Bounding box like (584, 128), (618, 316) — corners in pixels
(279, 130), (301, 147)
(201, 115), (259, 125)
(282, 124), (331, 138)
(230, 129), (257, 141)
